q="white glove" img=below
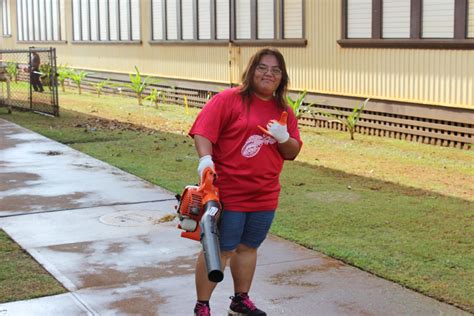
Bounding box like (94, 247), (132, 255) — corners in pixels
(266, 121), (290, 143)
(197, 155), (215, 178)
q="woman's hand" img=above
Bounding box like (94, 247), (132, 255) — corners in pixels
(258, 112), (289, 143)
(198, 155), (215, 178)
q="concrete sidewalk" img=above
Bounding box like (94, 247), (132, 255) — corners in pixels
(0, 118), (469, 316)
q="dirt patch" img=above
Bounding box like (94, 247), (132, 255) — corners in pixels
(42, 150), (62, 156)
(137, 235), (152, 244)
(0, 192), (87, 213)
(71, 163), (98, 169)
(49, 241), (94, 254)
(109, 289), (165, 315)
(337, 302), (372, 316)
(0, 134), (28, 150)
(79, 255), (196, 288)
(0, 172), (40, 191)
(0, 124), (32, 150)
(75, 118), (158, 135)
(270, 295), (303, 304)
(106, 242), (126, 254)
(154, 213), (176, 224)
(269, 259), (345, 288)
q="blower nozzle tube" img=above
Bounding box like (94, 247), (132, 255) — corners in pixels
(200, 200), (223, 283)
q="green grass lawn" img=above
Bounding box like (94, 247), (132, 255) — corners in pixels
(0, 230), (66, 302)
(0, 91), (473, 312)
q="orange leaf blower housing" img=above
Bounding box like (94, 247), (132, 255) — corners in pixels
(176, 167), (223, 283)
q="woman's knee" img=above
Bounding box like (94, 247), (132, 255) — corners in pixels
(221, 249), (236, 260)
(235, 243), (257, 254)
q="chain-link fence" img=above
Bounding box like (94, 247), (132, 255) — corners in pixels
(0, 47), (59, 116)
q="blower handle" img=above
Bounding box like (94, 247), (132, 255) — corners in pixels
(200, 167), (219, 206)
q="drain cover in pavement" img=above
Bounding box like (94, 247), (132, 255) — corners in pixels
(100, 210), (162, 227)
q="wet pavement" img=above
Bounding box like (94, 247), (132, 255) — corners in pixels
(0, 118), (470, 316)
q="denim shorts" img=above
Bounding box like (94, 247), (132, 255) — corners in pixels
(218, 210), (275, 251)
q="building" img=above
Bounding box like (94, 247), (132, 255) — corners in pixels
(1, 0), (473, 147)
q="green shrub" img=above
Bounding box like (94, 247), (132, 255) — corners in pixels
(318, 98), (369, 140)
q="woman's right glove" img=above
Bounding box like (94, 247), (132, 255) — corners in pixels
(197, 155), (215, 178)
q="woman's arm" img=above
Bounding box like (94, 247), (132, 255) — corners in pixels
(277, 138), (301, 160)
(194, 135), (213, 157)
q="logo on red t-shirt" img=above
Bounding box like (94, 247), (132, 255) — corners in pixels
(241, 134), (276, 158)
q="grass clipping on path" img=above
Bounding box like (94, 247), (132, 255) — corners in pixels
(0, 230), (66, 303)
(1, 91), (473, 312)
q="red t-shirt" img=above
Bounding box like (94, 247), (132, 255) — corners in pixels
(189, 87), (303, 212)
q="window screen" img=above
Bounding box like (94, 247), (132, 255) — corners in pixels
(72, 0), (140, 41)
(422, 0), (455, 38)
(382, 0), (410, 38)
(284, 0), (303, 39)
(17, 0), (62, 41)
(347, 0), (372, 38)
(2, 0), (11, 36)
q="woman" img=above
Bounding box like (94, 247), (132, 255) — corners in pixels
(189, 47), (303, 316)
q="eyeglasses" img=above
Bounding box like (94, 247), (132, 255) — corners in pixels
(256, 64), (282, 76)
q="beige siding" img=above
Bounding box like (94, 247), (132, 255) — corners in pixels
(2, 0), (473, 109)
(469, 0), (474, 38)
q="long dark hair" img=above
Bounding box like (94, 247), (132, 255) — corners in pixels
(239, 47), (289, 110)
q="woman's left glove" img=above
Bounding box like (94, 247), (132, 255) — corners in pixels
(258, 112), (289, 143)
(266, 120), (290, 143)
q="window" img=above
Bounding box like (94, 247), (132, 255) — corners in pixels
(284, 0), (304, 38)
(382, 0), (410, 38)
(72, 0), (141, 42)
(199, 0), (212, 40)
(468, 0), (474, 38)
(2, 0), (11, 36)
(347, 0), (372, 38)
(257, 0), (275, 39)
(340, 0), (474, 49)
(16, 0), (63, 41)
(151, 0), (305, 44)
(422, 0), (455, 38)
(216, 0), (230, 39)
(235, 0), (251, 39)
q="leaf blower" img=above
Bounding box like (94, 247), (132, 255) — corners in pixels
(176, 167), (224, 283)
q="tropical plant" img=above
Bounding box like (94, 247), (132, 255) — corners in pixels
(57, 64), (73, 92)
(116, 66), (160, 106)
(69, 70), (90, 95)
(287, 90), (313, 119)
(92, 79), (110, 98)
(317, 98), (369, 140)
(144, 88), (165, 107)
(39, 63), (55, 90)
(6, 62), (19, 83)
